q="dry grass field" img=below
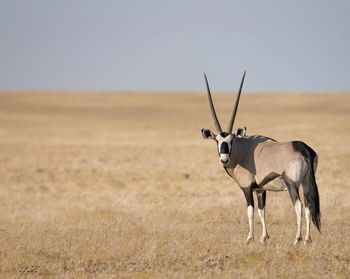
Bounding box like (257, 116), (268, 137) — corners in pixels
(0, 92), (349, 278)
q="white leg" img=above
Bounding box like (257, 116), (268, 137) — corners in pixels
(258, 208), (269, 243)
(293, 199), (302, 246)
(304, 207), (312, 245)
(246, 205), (254, 243)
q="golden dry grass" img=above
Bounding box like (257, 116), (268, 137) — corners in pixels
(0, 92), (349, 278)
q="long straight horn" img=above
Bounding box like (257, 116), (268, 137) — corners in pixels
(227, 71), (246, 133)
(204, 73), (223, 133)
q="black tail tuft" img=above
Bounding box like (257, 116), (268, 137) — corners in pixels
(308, 162), (321, 232)
(293, 141), (321, 232)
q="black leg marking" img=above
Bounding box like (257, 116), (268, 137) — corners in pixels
(256, 190), (269, 242)
(287, 185), (300, 205)
(242, 186), (255, 243)
(242, 187), (254, 207)
(257, 191), (266, 210)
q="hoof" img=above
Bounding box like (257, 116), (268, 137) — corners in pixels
(245, 235), (254, 244)
(304, 238), (312, 245)
(260, 234), (269, 244)
(293, 237), (302, 246)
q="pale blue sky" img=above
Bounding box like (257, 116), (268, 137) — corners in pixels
(0, 0), (349, 92)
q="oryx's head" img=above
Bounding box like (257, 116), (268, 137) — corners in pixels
(201, 71), (247, 167)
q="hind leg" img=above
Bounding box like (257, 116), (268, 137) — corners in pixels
(302, 177), (312, 244)
(304, 206), (312, 245)
(257, 191), (269, 243)
(290, 188), (302, 246)
(302, 170), (313, 245)
(283, 175), (302, 246)
(293, 199), (302, 246)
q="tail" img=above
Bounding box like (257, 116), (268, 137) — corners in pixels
(304, 146), (321, 232)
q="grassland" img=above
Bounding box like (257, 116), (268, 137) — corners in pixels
(0, 92), (349, 278)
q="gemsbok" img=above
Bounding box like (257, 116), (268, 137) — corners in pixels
(201, 72), (320, 245)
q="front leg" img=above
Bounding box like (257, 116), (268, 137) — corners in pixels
(257, 191), (269, 243)
(242, 187), (254, 244)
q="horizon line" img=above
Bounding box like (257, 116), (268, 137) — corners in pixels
(0, 89), (349, 95)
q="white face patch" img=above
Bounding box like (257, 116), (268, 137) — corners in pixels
(216, 134), (234, 166)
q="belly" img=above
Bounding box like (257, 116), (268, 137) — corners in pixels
(262, 177), (287, 191)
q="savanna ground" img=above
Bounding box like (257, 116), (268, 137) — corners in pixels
(0, 92), (349, 278)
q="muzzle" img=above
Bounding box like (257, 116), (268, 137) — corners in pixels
(219, 142), (230, 165)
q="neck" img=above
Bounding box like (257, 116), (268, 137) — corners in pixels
(229, 138), (243, 166)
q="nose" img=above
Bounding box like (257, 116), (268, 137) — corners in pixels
(220, 158), (229, 164)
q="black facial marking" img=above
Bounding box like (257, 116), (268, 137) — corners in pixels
(220, 132), (229, 137)
(224, 167), (234, 179)
(220, 142), (229, 154)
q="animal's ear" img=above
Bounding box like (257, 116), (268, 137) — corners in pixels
(201, 129), (216, 140)
(235, 127), (247, 138)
